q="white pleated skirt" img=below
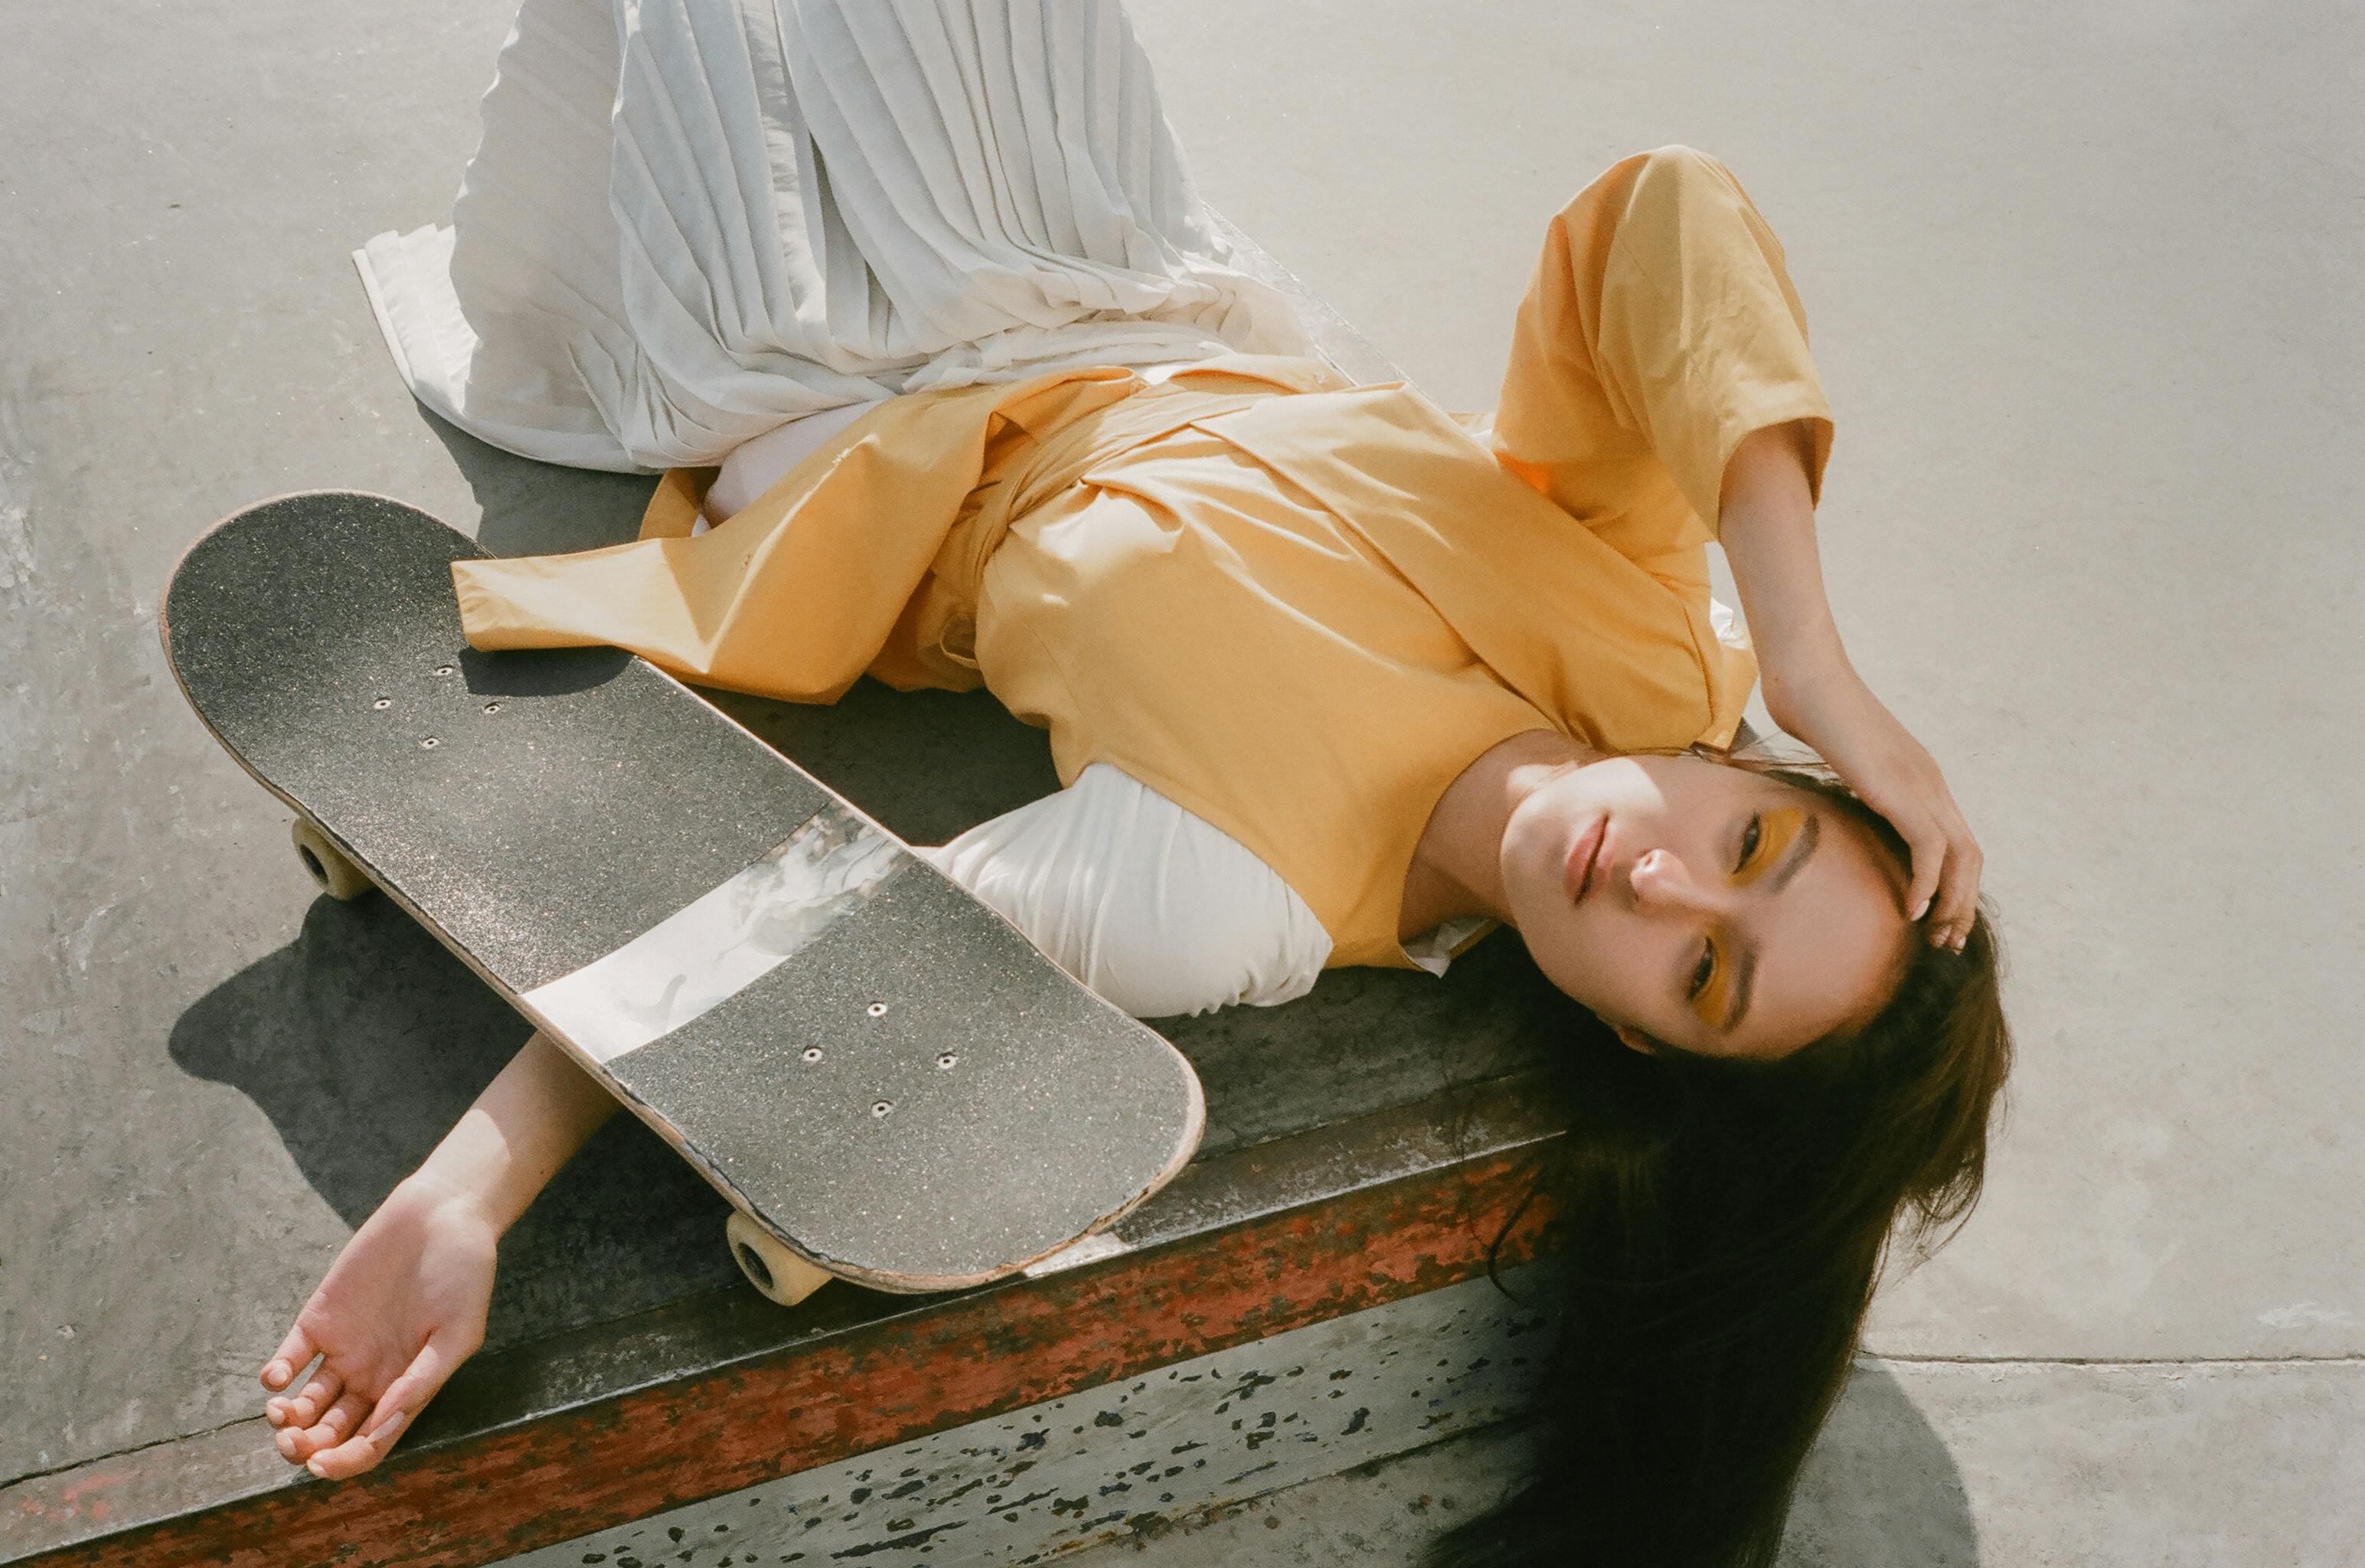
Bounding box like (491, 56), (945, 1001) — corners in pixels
(355, 0), (1314, 472)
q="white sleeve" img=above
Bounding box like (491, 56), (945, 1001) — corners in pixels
(916, 763), (1333, 1020)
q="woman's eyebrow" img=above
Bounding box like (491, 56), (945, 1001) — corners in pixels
(1724, 812), (1821, 1034)
(1764, 811), (1820, 898)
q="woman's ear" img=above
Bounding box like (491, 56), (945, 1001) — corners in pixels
(1612, 1023), (1660, 1056)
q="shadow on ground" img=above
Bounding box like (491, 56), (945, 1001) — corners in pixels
(1779, 1360), (1980, 1565)
(1106, 1358), (1977, 1566)
(167, 895), (741, 1355)
(420, 405), (658, 557)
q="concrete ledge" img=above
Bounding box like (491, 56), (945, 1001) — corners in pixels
(486, 1270), (1557, 1567)
(0, 1080), (1568, 1567)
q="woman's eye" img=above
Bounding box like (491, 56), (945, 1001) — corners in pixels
(1735, 815), (1763, 874)
(1687, 939), (1717, 1000)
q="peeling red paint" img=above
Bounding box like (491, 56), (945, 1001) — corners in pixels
(5, 1148), (1564, 1568)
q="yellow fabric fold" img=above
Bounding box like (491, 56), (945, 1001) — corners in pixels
(455, 368), (1141, 701)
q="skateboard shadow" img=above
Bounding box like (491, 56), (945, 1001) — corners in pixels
(1779, 1360), (1982, 1565)
(168, 893), (744, 1354)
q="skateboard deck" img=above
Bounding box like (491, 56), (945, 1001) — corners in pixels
(161, 492), (1204, 1300)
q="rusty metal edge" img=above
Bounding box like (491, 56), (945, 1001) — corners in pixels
(1, 1075), (1568, 1568)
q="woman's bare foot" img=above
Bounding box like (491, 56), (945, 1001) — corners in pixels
(258, 1174), (498, 1479)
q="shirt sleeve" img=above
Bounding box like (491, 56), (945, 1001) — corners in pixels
(916, 764), (1334, 1020)
(1491, 145), (1835, 539)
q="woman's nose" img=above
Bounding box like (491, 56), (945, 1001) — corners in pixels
(1628, 848), (1721, 914)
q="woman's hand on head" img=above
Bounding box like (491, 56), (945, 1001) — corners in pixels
(257, 1174), (499, 1480)
(1762, 661), (1981, 950)
(1713, 423), (1981, 947)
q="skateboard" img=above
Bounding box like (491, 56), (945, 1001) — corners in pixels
(161, 492), (1205, 1307)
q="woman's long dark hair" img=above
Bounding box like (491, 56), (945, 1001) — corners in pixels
(1426, 766), (2013, 1567)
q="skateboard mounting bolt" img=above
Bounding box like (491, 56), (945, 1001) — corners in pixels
(420, 737), (439, 749)
(871, 1100), (893, 1117)
(482, 701), (501, 714)
(800, 1046), (823, 1063)
(866, 1001), (888, 1018)
(434, 665), (454, 676)
(371, 697), (390, 710)
(936, 1053), (957, 1070)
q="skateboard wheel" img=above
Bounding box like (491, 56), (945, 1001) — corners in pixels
(725, 1210), (835, 1307)
(290, 818), (373, 901)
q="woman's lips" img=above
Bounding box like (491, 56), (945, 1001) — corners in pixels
(1564, 816), (1607, 904)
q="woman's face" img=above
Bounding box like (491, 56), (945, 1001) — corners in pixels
(1501, 754), (1911, 1060)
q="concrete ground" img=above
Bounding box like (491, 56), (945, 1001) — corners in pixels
(5, 0), (2360, 1562)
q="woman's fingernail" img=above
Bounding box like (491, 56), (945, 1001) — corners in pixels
(308, 1458), (329, 1478)
(366, 1407), (407, 1442)
(264, 1361), (287, 1387)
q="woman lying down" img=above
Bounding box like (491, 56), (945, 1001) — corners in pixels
(272, 4), (2011, 1563)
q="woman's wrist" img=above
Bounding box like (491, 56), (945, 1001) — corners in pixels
(1759, 661), (1872, 754)
(1717, 418), (1859, 731)
(401, 1144), (534, 1235)
(405, 1032), (620, 1236)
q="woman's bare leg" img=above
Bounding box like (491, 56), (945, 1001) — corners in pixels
(258, 1031), (619, 1478)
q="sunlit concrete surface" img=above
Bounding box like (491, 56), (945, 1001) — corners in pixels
(4, 0), (2359, 1560)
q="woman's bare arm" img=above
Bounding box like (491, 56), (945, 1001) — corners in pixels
(407, 1030), (622, 1229)
(259, 1031), (619, 1478)
(1719, 421), (1983, 947)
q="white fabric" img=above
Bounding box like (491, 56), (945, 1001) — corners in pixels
(694, 357), (1197, 528)
(701, 400), (875, 523)
(1403, 913), (1494, 977)
(918, 764), (1497, 1019)
(919, 764), (1334, 1020)
(354, 0), (1315, 472)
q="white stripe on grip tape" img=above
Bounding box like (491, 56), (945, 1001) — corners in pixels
(522, 804), (901, 1063)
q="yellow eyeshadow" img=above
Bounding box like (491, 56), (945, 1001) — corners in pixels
(1690, 940), (1730, 1028)
(1687, 808), (1809, 1028)
(1733, 806), (1806, 888)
